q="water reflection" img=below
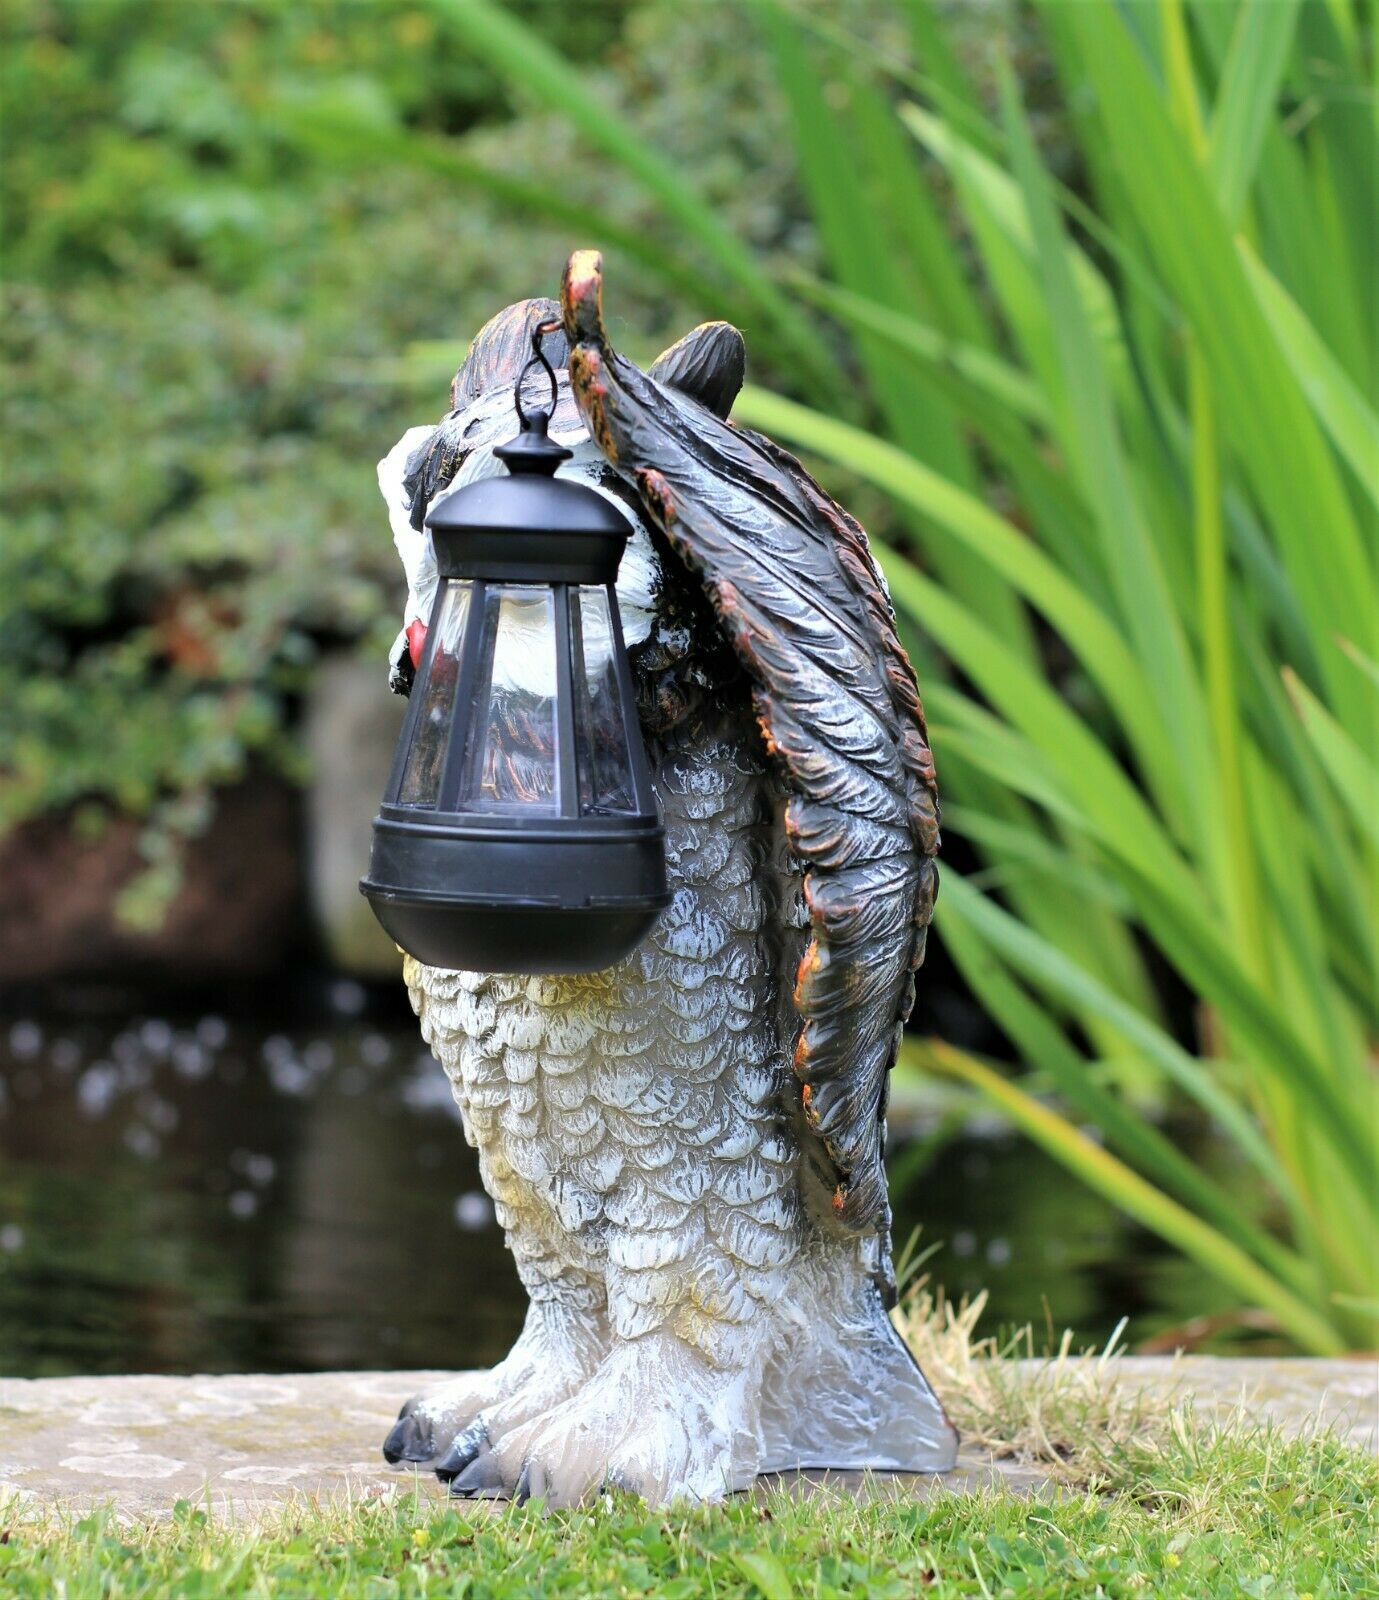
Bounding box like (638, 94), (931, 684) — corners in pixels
(0, 1015), (1230, 1377)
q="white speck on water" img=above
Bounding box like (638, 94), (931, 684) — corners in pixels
(118, 1059), (152, 1092)
(111, 1031), (142, 1065)
(171, 1040), (211, 1080)
(986, 1237), (1012, 1267)
(454, 1192), (493, 1231)
(77, 1063), (121, 1118)
(231, 1150), (276, 1188)
(360, 1033), (391, 1068)
(951, 1229), (977, 1259)
(8, 1021), (41, 1058)
(303, 1040), (334, 1073)
(0, 1225), (24, 1254)
(228, 1190), (258, 1220)
(123, 1123), (160, 1161)
(330, 980), (367, 1017)
(262, 1034), (294, 1065)
(50, 1037), (82, 1073)
(402, 1066), (458, 1116)
(140, 1019), (174, 1055)
(268, 1059), (311, 1096)
(195, 1015), (229, 1050)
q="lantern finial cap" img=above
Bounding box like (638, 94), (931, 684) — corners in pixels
(494, 409), (573, 477)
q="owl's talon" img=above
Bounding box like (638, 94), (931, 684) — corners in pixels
(513, 1462), (534, 1506)
(382, 1404), (436, 1466)
(434, 1420), (488, 1483)
(450, 1449), (508, 1497)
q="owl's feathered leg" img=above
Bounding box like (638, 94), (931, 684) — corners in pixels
(757, 1238), (958, 1473)
(453, 1223), (788, 1507)
(384, 963), (612, 1471)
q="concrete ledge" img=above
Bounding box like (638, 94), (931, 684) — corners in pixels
(0, 1360), (1373, 1520)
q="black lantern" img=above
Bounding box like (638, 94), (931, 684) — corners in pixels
(361, 328), (668, 974)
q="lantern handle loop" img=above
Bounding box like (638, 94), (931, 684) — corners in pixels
(515, 319), (562, 430)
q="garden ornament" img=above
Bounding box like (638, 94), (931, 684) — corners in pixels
(373, 250), (956, 1506)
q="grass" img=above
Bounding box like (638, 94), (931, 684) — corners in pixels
(1, 1289), (1374, 1597)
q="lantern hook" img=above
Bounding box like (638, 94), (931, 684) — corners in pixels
(515, 318), (562, 429)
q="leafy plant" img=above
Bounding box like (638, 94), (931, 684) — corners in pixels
(0, 0), (747, 915)
(437, 0), (1377, 1352)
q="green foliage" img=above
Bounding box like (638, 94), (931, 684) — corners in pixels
(441, 0), (1378, 1351)
(0, 0), (657, 872)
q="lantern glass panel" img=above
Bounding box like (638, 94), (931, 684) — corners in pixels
(572, 586), (636, 816)
(459, 584), (560, 814)
(397, 581), (471, 807)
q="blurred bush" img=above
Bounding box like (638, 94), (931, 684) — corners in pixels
(2, 0), (770, 915)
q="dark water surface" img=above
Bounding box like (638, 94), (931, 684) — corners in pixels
(0, 1006), (1231, 1377)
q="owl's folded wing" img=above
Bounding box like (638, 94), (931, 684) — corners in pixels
(562, 252), (939, 1239)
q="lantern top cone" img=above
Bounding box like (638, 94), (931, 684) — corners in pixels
(424, 408), (632, 589)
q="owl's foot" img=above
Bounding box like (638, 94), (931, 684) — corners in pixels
(450, 1334), (758, 1508)
(383, 1306), (605, 1468)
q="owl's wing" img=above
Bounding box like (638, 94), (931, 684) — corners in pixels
(562, 252), (939, 1237)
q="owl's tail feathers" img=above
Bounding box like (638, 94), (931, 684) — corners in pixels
(756, 1255), (959, 1475)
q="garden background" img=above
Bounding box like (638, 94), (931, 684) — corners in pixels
(1, 0), (1375, 1381)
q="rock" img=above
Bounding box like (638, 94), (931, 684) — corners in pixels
(303, 653), (407, 978)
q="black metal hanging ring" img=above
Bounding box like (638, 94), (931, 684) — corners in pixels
(515, 319), (562, 428)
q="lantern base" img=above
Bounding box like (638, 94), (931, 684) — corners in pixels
(360, 888), (666, 975)
(360, 809), (670, 974)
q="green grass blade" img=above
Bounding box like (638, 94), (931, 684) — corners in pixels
(792, 277), (1049, 426)
(1207, 0), (1303, 223)
(910, 1040), (1346, 1355)
(1188, 343), (1269, 980)
(1240, 244), (1379, 519)
(1283, 669), (1379, 855)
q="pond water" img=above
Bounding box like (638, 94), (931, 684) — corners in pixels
(0, 1002), (1234, 1378)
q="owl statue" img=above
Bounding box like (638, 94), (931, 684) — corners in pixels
(375, 252), (956, 1506)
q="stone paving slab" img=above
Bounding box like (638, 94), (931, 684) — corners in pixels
(0, 1359), (1372, 1522)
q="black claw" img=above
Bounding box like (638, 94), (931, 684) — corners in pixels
(435, 1421), (487, 1484)
(513, 1463), (533, 1506)
(451, 1449), (508, 1498)
(382, 1407), (435, 1466)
